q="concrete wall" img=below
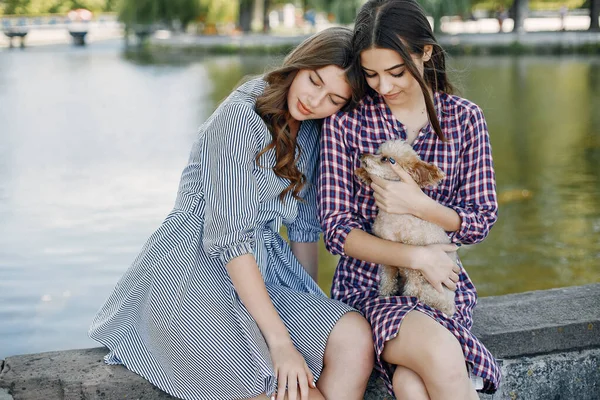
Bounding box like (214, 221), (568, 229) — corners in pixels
(1, 283), (599, 400)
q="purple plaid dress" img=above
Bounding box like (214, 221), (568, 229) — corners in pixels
(317, 91), (501, 394)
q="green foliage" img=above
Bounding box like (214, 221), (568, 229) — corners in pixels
(471, 0), (587, 11)
(3, 0), (31, 15)
(201, 0), (236, 24)
(2, 0), (117, 15)
(117, 0), (236, 29)
(418, 0), (472, 18)
(329, 0), (361, 24)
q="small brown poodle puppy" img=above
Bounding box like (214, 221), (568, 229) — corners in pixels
(355, 139), (456, 316)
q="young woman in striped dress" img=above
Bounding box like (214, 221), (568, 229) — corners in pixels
(89, 27), (374, 400)
(318, 1), (501, 399)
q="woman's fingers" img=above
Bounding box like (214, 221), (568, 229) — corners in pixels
(443, 243), (460, 253)
(444, 279), (457, 291)
(276, 371), (287, 400)
(452, 263), (461, 274)
(305, 366), (316, 389)
(287, 372), (298, 400)
(370, 175), (387, 187)
(388, 161), (415, 183)
(297, 372), (309, 400)
(451, 272), (460, 283)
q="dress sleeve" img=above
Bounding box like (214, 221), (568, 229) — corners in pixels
(200, 103), (263, 264)
(285, 124), (322, 243)
(448, 106), (498, 244)
(317, 113), (365, 256)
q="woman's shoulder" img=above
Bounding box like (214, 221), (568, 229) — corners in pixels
(219, 76), (267, 110)
(212, 77), (266, 120)
(199, 78), (267, 144)
(437, 92), (485, 121)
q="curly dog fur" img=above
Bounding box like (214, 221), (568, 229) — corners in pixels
(355, 139), (456, 316)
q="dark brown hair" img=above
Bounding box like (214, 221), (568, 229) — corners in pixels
(351, 0), (455, 141)
(256, 26), (355, 202)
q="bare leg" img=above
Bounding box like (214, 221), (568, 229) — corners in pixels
(392, 366), (430, 400)
(317, 312), (374, 400)
(381, 311), (478, 400)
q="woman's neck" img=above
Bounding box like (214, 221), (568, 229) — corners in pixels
(386, 87), (433, 116)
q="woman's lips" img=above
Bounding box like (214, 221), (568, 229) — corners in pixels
(297, 100), (312, 115)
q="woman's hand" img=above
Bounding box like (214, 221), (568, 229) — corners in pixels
(269, 340), (315, 400)
(370, 165), (431, 217)
(410, 244), (461, 293)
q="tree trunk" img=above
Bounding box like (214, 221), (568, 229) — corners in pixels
(263, 0), (271, 32)
(591, 0), (600, 31)
(433, 12), (442, 35)
(239, 0), (253, 33)
(512, 0), (529, 34)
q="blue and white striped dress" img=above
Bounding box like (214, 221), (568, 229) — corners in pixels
(89, 78), (356, 400)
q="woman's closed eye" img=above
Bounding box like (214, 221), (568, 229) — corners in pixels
(309, 75), (321, 87)
(364, 71), (405, 78)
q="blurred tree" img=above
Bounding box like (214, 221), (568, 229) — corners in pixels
(104, 0), (117, 12)
(119, 0), (159, 27)
(591, 0), (599, 30)
(118, 0), (224, 31)
(238, 0), (252, 31)
(417, 0), (472, 33)
(3, 0), (30, 14)
(329, 0), (361, 24)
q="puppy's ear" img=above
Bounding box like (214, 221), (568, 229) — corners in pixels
(408, 159), (445, 188)
(355, 168), (372, 185)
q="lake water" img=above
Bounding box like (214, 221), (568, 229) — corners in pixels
(1, 40), (599, 360)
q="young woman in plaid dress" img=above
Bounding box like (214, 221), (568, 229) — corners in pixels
(318, 1), (501, 399)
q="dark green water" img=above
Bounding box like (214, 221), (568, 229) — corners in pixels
(1, 42), (599, 358)
(201, 54), (600, 298)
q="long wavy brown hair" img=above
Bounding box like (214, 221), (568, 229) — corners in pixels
(351, 0), (456, 141)
(255, 27), (356, 202)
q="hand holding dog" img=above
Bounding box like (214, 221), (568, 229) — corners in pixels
(370, 160), (433, 217)
(412, 243), (461, 293)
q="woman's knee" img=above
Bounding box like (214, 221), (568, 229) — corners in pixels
(382, 312), (466, 382)
(325, 312), (374, 367)
(392, 366), (429, 400)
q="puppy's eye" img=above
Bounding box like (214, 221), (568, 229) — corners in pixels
(380, 156), (388, 163)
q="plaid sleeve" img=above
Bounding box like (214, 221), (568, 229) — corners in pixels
(449, 106), (498, 244)
(317, 113), (364, 256)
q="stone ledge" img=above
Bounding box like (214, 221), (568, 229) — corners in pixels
(1, 283), (599, 399)
(472, 283), (600, 358)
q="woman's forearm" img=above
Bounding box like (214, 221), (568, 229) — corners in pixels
(344, 229), (420, 269)
(417, 195), (462, 233)
(226, 254), (292, 347)
(290, 241), (319, 281)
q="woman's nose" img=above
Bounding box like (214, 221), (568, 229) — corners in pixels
(308, 90), (326, 107)
(379, 77), (393, 94)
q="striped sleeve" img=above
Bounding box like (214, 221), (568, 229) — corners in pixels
(286, 121), (321, 243)
(449, 106), (498, 244)
(317, 113), (364, 256)
(200, 103), (263, 264)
